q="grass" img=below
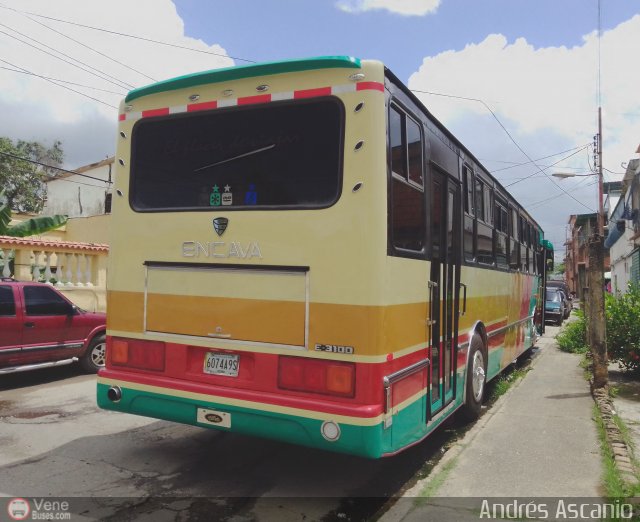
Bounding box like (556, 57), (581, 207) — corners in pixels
(593, 403), (640, 502)
(487, 366), (530, 401)
(416, 452), (460, 500)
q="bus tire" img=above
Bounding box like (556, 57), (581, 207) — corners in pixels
(459, 333), (486, 423)
(80, 333), (106, 373)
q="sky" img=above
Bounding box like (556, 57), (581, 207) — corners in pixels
(0, 0), (639, 254)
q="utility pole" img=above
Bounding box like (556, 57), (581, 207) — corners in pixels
(586, 0), (608, 389)
(588, 107), (608, 389)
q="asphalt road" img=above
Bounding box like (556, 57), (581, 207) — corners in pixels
(0, 365), (461, 521)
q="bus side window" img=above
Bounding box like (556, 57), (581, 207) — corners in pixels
(390, 104), (425, 254)
(494, 199), (508, 268)
(528, 223), (536, 274)
(476, 178), (494, 265)
(509, 208), (520, 270)
(462, 165), (475, 262)
(519, 215), (528, 272)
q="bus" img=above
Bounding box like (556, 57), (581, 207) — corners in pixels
(98, 56), (547, 458)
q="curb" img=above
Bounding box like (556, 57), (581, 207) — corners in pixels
(379, 342), (547, 522)
(592, 386), (640, 487)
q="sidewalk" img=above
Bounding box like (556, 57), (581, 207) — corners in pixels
(382, 333), (603, 521)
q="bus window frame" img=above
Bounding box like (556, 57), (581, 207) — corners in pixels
(388, 100), (428, 260)
(462, 164), (476, 263)
(127, 96), (346, 213)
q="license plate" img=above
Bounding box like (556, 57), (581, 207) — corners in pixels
(203, 352), (239, 377)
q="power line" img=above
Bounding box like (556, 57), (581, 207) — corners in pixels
(505, 146), (590, 188)
(0, 4), (255, 64)
(15, 9), (157, 83)
(411, 88), (593, 212)
(526, 178), (598, 211)
(0, 151), (111, 184)
(483, 144), (590, 173)
(0, 60), (124, 95)
(11, 168), (109, 188)
(0, 58), (118, 108)
(0, 23), (134, 90)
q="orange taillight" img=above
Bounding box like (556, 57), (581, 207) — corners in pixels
(278, 356), (355, 398)
(109, 337), (165, 372)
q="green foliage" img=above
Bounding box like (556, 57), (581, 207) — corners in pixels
(0, 190), (67, 237)
(606, 284), (640, 373)
(556, 310), (588, 354)
(554, 261), (566, 275)
(0, 137), (63, 213)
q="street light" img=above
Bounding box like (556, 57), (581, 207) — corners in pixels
(552, 172), (597, 178)
(552, 170), (605, 235)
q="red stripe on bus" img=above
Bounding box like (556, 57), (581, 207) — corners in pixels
(356, 81), (384, 92)
(238, 94), (272, 105)
(100, 369), (384, 418)
(187, 101), (218, 112)
(118, 114), (126, 121)
(294, 87), (332, 99)
(142, 108), (170, 118)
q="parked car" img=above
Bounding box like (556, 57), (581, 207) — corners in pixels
(557, 289), (572, 319)
(547, 280), (572, 307)
(545, 288), (565, 325)
(0, 279), (106, 375)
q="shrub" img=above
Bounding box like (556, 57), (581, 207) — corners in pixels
(556, 310), (588, 354)
(606, 284), (640, 373)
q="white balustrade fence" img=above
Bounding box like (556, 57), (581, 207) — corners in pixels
(0, 236), (108, 288)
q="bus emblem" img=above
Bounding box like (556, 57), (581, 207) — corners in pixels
(205, 413), (224, 423)
(213, 217), (228, 236)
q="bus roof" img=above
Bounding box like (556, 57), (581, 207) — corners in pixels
(125, 56), (362, 103)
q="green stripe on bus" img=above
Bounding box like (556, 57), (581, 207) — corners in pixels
(97, 382), (387, 458)
(125, 56), (362, 103)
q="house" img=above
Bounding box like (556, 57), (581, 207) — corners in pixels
(605, 158), (640, 292)
(43, 157), (114, 218)
(564, 182), (622, 299)
(0, 158), (113, 311)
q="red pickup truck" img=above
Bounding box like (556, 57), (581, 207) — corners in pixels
(0, 279), (106, 375)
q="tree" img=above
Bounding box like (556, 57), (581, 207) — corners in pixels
(1, 190), (67, 237)
(554, 262), (566, 275)
(0, 137), (63, 213)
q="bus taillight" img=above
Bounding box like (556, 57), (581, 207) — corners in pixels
(278, 356), (355, 398)
(108, 338), (166, 372)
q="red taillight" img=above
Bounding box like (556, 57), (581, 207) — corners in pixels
(108, 337), (165, 372)
(278, 356), (355, 398)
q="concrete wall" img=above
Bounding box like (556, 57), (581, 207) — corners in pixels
(43, 159), (113, 218)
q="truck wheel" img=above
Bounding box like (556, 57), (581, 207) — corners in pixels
(80, 333), (106, 373)
(459, 333), (487, 423)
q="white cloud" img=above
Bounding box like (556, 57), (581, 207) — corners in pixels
(0, 0), (234, 167)
(337, 0), (440, 16)
(408, 15), (640, 227)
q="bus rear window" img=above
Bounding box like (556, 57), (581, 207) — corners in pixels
(129, 98), (344, 211)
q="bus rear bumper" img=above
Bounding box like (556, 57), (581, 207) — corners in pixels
(96, 377), (387, 458)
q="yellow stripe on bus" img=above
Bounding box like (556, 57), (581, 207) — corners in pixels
(108, 290), (526, 356)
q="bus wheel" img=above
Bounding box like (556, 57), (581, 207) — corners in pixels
(80, 333), (106, 373)
(459, 334), (486, 423)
